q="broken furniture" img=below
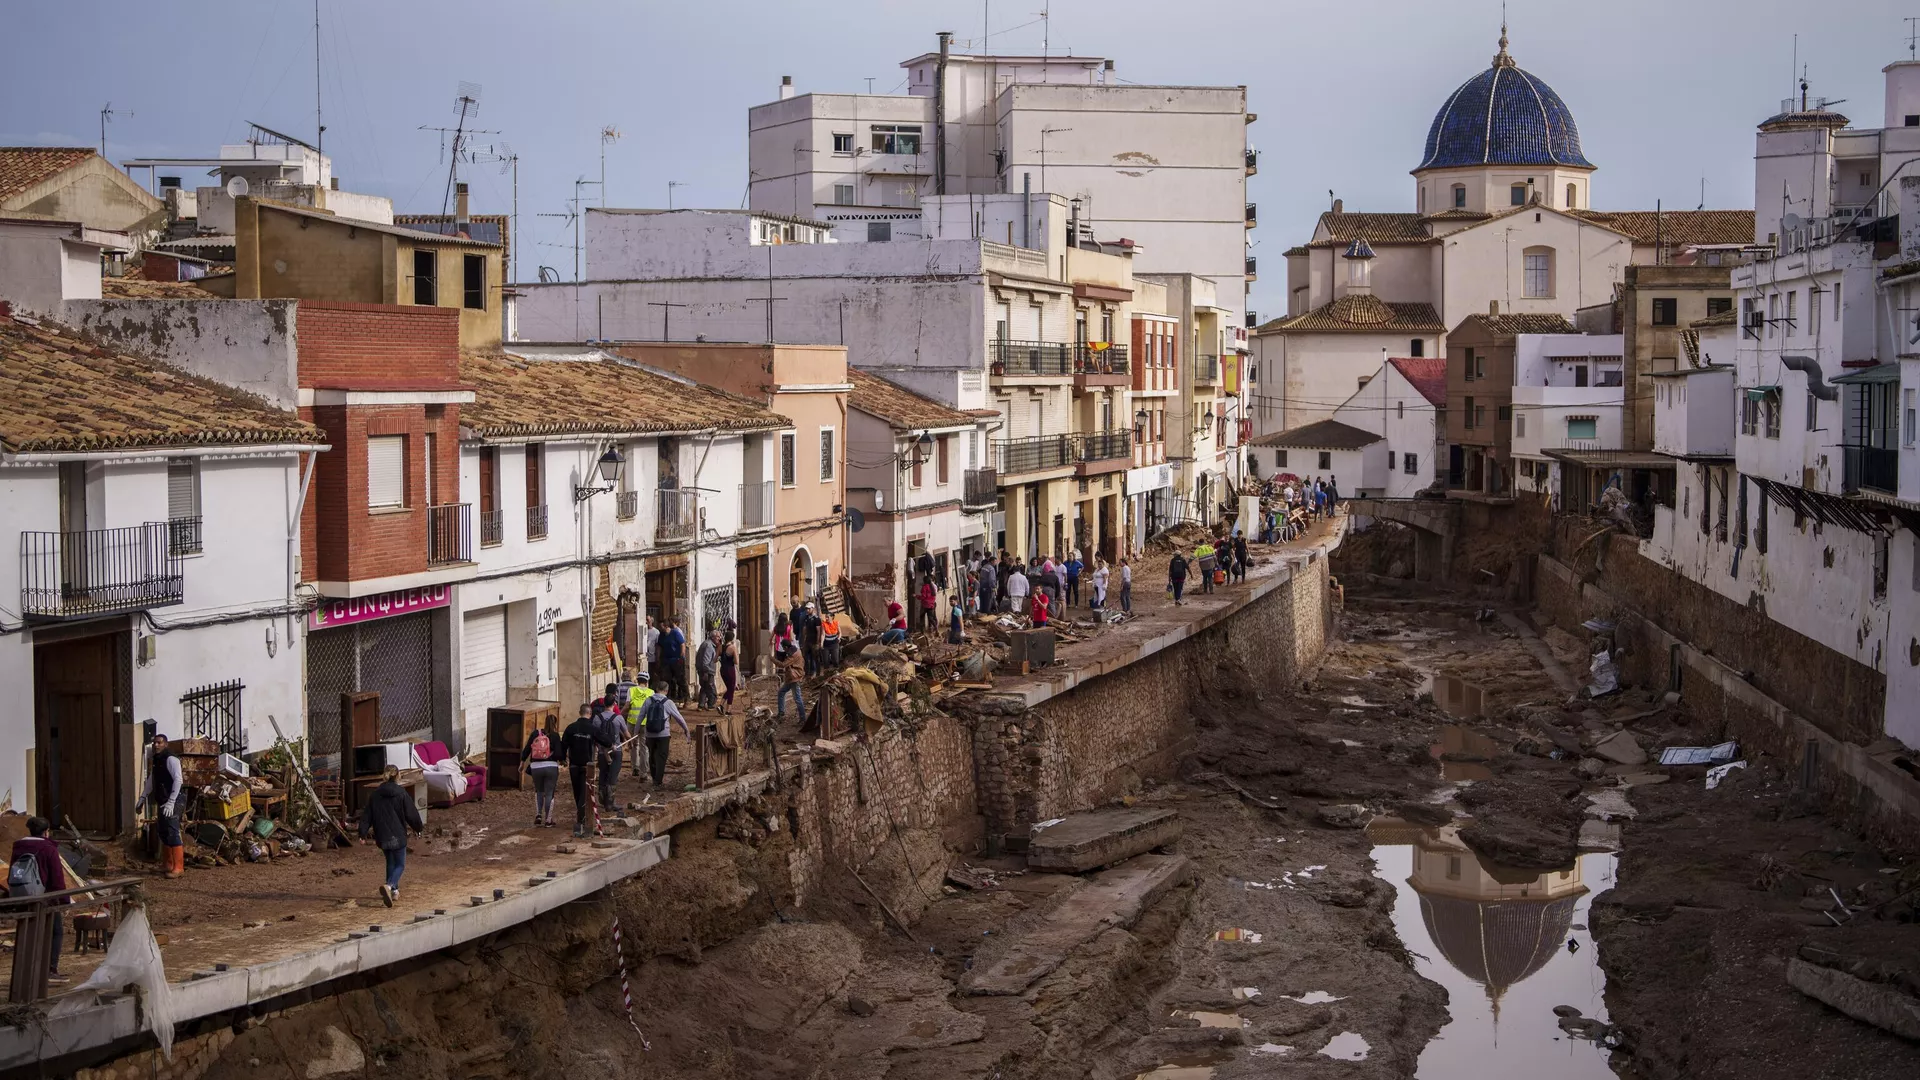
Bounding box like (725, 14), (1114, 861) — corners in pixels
(414, 740), (486, 808)
(485, 700), (561, 790)
(1007, 628), (1056, 671)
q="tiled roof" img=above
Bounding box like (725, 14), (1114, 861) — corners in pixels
(1260, 295), (1445, 335)
(1249, 419), (1381, 450)
(1344, 237), (1376, 260)
(1757, 109), (1849, 133)
(101, 276), (217, 299)
(848, 370), (975, 431)
(1282, 245), (1310, 257)
(460, 352), (787, 439)
(1573, 209), (1755, 247)
(1454, 312), (1580, 338)
(1689, 308), (1739, 329)
(262, 202), (502, 247)
(1423, 208), (1491, 222)
(0, 315), (321, 453)
(1388, 356), (1448, 407)
(0, 147), (95, 202)
(1311, 212), (1430, 246)
(1417, 39), (1593, 171)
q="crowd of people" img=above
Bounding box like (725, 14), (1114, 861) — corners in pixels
(1255, 475), (1341, 545)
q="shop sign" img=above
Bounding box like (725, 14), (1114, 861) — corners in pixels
(308, 584), (451, 630)
(1126, 463), (1173, 494)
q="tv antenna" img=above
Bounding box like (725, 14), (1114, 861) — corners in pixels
(470, 142), (520, 280)
(99, 102), (114, 157)
(600, 126), (622, 208)
(436, 82), (483, 219)
(668, 180), (687, 210)
(1908, 17), (1918, 59)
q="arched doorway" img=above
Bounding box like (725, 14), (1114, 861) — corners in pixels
(788, 546), (812, 607)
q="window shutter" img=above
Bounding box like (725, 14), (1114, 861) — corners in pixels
(819, 428), (835, 481)
(781, 433), (797, 486)
(167, 459), (200, 519)
(368, 436), (406, 507)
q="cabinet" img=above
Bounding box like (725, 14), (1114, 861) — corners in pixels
(487, 701), (561, 790)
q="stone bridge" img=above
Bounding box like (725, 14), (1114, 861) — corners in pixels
(1345, 497), (1458, 581)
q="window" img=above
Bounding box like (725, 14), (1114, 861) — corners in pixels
(1387, 450), (1397, 470)
(1475, 404), (1487, 428)
(1317, 451), (1332, 470)
(867, 221), (892, 242)
(1510, 184), (1528, 206)
(1756, 484), (1769, 553)
(1811, 289), (1823, 334)
(910, 443), (924, 488)
(1410, 338), (1424, 357)
(936, 434), (950, 484)
(1565, 182), (1577, 209)
(1275, 449), (1288, 468)
(1715, 470), (1729, 542)
(1767, 293), (1779, 338)
(1464, 395), (1476, 428)
(525, 443), (543, 507)
(1904, 389), (1916, 446)
(167, 458), (202, 554)
(870, 124), (922, 155)
(412, 250), (437, 306)
(1833, 285), (1841, 320)
(1786, 290), (1797, 333)
(969, 430), (979, 468)
(1707, 296), (1733, 317)
(367, 435), (406, 508)
(1463, 348), (1477, 381)
(833, 183), (855, 206)
(780, 432), (797, 487)
(1497, 404), (1512, 426)
(1908, 114), (1920, 127)
(1651, 298), (1678, 326)
(831, 133), (854, 153)
(1515, 412), (1526, 438)
(1735, 478), (1749, 550)
(818, 427), (835, 482)
(1742, 297), (1759, 339)
(1808, 391), (1819, 432)
(1397, 401), (1405, 419)
(1598, 366), (1623, 387)
(1452, 184), (1466, 208)
(1574, 365), (1590, 388)
(1404, 452), (1419, 475)
(1741, 394), (1759, 436)
(463, 254), (485, 310)
(1763, 392), (1781, 439)
(1523, 248), (1552, 297)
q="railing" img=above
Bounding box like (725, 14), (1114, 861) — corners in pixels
(1245, 148), (1259, 175)
(20, 523), (183, 621)
(740, 480), (775, 530)
(615, 489), (639, 520)
(427, 502), (472, 565)
(1193, 354), (1221, 384)
(963, 467), (998, 506)
(1245, 256), (1257, 280)
(990, 339), (1073, 377)
(993, 433), (1073, 475)
(1843, 444), (1899, 495)
(1072, 343), (1130, 376)
(656, 489), (700, 543)
(1072, 429), (1133, 463)
(479, 508), (504, 547)
(526, 503), (549, 541)
(167, 516), (202, 556)
(180, 679), (245, 754)
(1245, 202), (1258, 228)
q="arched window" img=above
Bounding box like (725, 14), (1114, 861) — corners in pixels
(1523, 245), (1554, 298)
(1451, 184), (1467, 209)
(1565, 182), (1577, 209)
(1510, 183), (1529, 206)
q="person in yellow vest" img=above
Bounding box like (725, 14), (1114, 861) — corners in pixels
(624, 675), (653, 778)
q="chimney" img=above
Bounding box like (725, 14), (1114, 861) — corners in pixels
(1331, 198), (1343, 214)
(1103, 58), (1114, 85)
(779, 75), (795, 100)
(329, 177), (339, 191)
(1489, 300), (1500, 316)
(455, 182), (470, 228)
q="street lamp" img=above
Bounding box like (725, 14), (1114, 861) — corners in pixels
(574, 446), (625, 502)
(1133, 408), (1149, 443)
(902, 431), (935, 470)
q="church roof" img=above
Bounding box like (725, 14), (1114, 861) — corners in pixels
(1249, 418), (1381, 450)
(1573, 209), (1755, 248)
(1312, 212), (1431, 246)
(1388, 356), (1449, 408)
(1259, 295), (1446, 335)
(1416, 30), (1594, 172)
(1417, 891), (1581, 998)
(1344, 237), (1377, 260)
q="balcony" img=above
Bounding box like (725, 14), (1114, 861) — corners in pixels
(1245, 148), (1259, 176)
(963, 467), (998, 507)
(1245, 202), (1257, 230)
(20, 522), (184, 622)
(1072, 343), (1130, 388)
(1072, 430), (1133, 476)
(1244, 256), (1257, 281)
(427, 503), (472, 566)
(167, 516), (202, 556)
(993, 433), (1073, 476)
(740, 480), (774, 531)
(656, 489), (700, 544)
(990, 339), (1073, 378)
(526, 503), (549, 541)
(1843, 444), (1899, 496)
(1193, 354), (1221, 385)
(615, 489), (639, 520)
(479, 508), (504, 548)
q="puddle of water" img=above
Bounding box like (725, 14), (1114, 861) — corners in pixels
(1430, 723), (1500, 782)
(1319, 1031), (1372, 1061)
(1212, 927), (1262, 943)
(1232, 986), (1262, 1001)
(1369, 829), (1619, 1078)
(1421, 674), (1488, 719)
(1253, 1042), (1293, 1055)
(1281, 990), (1345, 1004)
(1170, 1009), (1248, 1029)
(1134, 1049), (1233, 1078)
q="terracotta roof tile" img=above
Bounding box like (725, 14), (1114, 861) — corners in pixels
(1689, 308), (1738, 329)
(460, 352), (788, 439)
(1259, 295), (1445, 335)
(1310, 212), (1431, 246)
(1422, 208), (1492, 222)
(101, 276), (217, 299)
(1573, 209), (1755, 247)
(0, 147), (95, 202)
(1249, 419), (1381, 450)
(1387, 356), (1448, 407)
(0, 315), (321, 453)
(1454, 312), (1580, 338)
(848, 370), (975, 431)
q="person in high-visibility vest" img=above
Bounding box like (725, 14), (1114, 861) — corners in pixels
(625, 675), (654, 778)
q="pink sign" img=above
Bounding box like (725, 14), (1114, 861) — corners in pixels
(308, 584), (450, 630)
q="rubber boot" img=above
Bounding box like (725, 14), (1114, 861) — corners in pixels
(165, 845), (184, 879)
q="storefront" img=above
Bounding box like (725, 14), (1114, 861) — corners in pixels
(1126, 462), (1174, 552)
(306, 585), (453, 759)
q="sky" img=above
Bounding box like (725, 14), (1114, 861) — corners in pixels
(4, 0), (1910, 315)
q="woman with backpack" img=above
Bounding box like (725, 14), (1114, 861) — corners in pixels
(520, 717), (562, 827)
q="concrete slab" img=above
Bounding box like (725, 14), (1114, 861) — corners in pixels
(961, 853), (1190, 995)
(1026, 806), (1183, 873)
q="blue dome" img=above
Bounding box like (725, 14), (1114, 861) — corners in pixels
(1417, 35), (1593, 172)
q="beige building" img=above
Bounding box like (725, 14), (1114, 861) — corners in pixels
(0, 147), (163, 237)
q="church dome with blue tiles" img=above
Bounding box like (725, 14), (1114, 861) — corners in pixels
(1416, 29), (1593, 173)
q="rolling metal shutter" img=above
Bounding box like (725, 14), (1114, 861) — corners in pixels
(461, 608), (507, 728)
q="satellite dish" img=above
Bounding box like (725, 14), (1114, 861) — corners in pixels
(845, 507), (866, 533)
(226, 176), (249, 198)
(1781, 212), (1804, 231)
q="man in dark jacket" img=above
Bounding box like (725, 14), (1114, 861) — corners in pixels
(590, 686), (630, 820)
(1232, 535), (1249, 583)
(359, 766), (424, 907)
(9, 817), (69, 981)
(559, 701), (615, 836)
(1168, 552), (1190, 605)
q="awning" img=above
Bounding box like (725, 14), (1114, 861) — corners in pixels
(1831, 364), (1901, 385)
(1743, 385), (1780, 399)
(1542, 449), (1677, 469)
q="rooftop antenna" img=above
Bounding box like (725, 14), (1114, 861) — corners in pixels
(1791, 34), (1798, 111)
(439, 82), (482, 219)
(1040, 0), (1050, 67)
(866, 77), (876, 94)
(1698, 176), (1705, 211)
(470, 142), (519, 280)
(314, 0), (324, 153)
(668, 180), (687, 209)
(599, 125), (622, 207)
(98, 102), (113, 157)
(1908, 17), (1918, 59)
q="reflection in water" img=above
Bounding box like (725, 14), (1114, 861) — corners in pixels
(1430, 724), (1500, 782)
(1365, 819), (1617, 1078)
(1423, 674), (1487, 719)
(1171, 1009), (1248, 1029)
(1319, 1031), (1372, 1060)
(1134, 1048), (1233, 1078)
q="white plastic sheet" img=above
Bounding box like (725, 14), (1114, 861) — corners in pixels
(1587, 651), (1619, 697)
(50, 907), (174, 1060)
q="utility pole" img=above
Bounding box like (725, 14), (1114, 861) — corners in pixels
(648, 300), (688, 342)
(314, 0), (324, 153)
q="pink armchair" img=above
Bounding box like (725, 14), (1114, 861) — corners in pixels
(413, 741), (486, 808)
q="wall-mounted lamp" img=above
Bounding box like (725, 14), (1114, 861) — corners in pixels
(573, 446), (625, 502)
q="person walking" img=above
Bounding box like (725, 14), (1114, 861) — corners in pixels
(996, 551), (1013, 611)
(8, 817), (69, 983)
(559, 701), (613, 837)
(135, 732), (185, 879)
(775, 639), (808, 721)
(695, 630), (720, 711)
(948, 592), (967, 644)
(623, 673), (655, 778)
(1091, 558), (1109, 611)
(977, 557), (998, 616)
(719, 630), (741, 716)
(800, 602), (824, 678)
(591, 685), (630, 818)
(1233, 535), (1249, 583)
(820, 611), (842, 669)
(520, 717), (562, 827)
(917, 578), (940, 633)
(1119, 557), (1133, 614)
(1007, 563), (1030, 614)
(359, 765), (424, 907)
(1193, 539), (1216, 595)
(1168, 551), (1190, 605)
(658, 618), (688, 703)
(634, 686), (692, 790)
(1064, 552), (1084, 608)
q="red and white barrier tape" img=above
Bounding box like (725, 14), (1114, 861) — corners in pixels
(593, 755), (649, 1049)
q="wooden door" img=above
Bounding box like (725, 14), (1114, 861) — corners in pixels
(34, 635), (120, 833)
(736, 556), (767, 663)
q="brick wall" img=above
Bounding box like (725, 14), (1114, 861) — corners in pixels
(301, 402), (463, 585)
(295, 301), (461, 390)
